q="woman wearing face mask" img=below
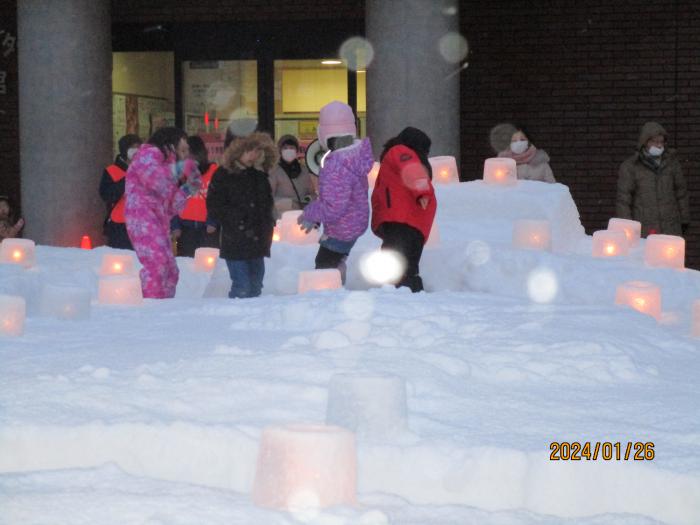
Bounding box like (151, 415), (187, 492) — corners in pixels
(497, 125), (556, 183)
(268, 134), (316, 217)
(617, 121), (690, 237)
(125, 127), (202, 299)
(100, 134), (142, 249)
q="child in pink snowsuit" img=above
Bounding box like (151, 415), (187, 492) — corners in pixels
(125, 127), (201, 298)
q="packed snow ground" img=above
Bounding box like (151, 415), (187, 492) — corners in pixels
(1, 181), (699, 525)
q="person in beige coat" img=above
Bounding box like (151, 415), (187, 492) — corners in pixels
(496, 125), (556, 183)
(616, 122), (690, 237)
(268, 134), (316, 218)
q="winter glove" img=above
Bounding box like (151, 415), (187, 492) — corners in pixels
(296, 213), (318, 234)
(173, 158), (200, 183)
(181, 178), (202, 197)
(682, 223), (690, 236)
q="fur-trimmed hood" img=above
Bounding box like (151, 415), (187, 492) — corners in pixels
(221, 132), (278, 173)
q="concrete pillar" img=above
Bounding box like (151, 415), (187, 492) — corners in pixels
(366, 0), (460, 162)
(18, 0), (111, 247)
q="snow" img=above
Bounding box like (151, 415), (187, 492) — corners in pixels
(1, 181), (699, 525)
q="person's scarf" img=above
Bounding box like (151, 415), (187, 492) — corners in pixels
(638, 148), (663, 175)
(499, 145), (538, 165)
(279, 159), (302, 179)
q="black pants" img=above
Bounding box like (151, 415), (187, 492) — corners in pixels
(104, 221), (133, 250)
(177, 222), (220, 257)
(378, 222), (425, 293)
(315, 245), (349, 283)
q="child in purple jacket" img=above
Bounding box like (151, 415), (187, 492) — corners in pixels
(299, 101), (374, 283)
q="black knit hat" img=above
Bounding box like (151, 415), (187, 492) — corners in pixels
(118, 134), (142, 158)
(277, 134), (300, 150)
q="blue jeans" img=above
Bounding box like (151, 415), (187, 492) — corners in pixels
(225, 258), (265, 298)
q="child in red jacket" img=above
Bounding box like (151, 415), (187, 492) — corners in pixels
(371, 127), (436, 292)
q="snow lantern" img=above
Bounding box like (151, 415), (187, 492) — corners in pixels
(298, 269), (342, 294)
(274, 197), (294, 217)
(272, 221), (281, 242)
(429, 156), (459, 185)
(98, 275), (143, 306)
(592, 230), (628, 257)
(425, 219), (440, 248)
(252, 424), (357, 511)
(692, 300), (700, 338)
(644, 234), (685, 269)
(367, 161), (380, 189)
(326, 374), (408, 439)
(0, 294), (25, 337)
(0, 238), (36, 268)
(608, 218), (641, 248)
(512, 219), (552, 251)
(615, 281), (661, 320)
(99, 253), (136, 276)
(39, 285), (91, 321)
(194, 247), (220, 272)
(280, 210), (321, 245)
(483, 157), (517, 186)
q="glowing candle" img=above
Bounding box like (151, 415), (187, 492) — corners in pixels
(428, 156), (459, 185)
(367, 161), (380, 189)
(592, 230), (629, 258)
(272, 221), (281, 242)
(483, 158), (517, 186)
(644, 234), (685, 269)
(0, 239), (36, 268)
(0, 294), (26, 336)
(99, 253), (136, 276)
(39, 285), (91, 321)
(193, 248), (220, 272)
(615, 281), (661, 320)
(608, 218), (641, 248)
(298, 269), (342, 294)
(512, 219), (552, 251)
(252, 424), (357, 510)
(98, 276), (143, 306)
(280, 210), (321, 245)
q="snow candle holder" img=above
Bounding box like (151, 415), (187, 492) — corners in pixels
(512, 219), (552, 251)
(483, 157), (517, 186)
(280, 210), (321, 245)
(0, 238), (36, 268)
(429, 156), (460, 185)
(367, 161), (380, 189)
(644, 234), (685, 269)
(326, 374), (408, 439)
(615, 281), (661, 320)
(98, 275), (143, 306)
(252, 424), (357, 511)
(99, 253), (136, 276)
(607, 218), (641, 248)
(0, 294), (25, 336)
(194, 247), (219, 272)
(298, 269), (342, 294)
(272, 221), (281, 242)
(39, 285), (91, 321)
(692, 300), (700, 338)
(592, 230), (629, 257)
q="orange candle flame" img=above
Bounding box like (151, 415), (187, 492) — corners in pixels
(113, 262), (123, 272)
(605, 244), (616, 255)
(206, 256), (215, 266)
(11, 250), (22, 261)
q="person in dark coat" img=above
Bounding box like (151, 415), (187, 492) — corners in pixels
(100, 134), (142, 249)
(617, 121), (690, 237)
(171, 135), (220, 256)
(371, 127), (437, 292)
(206, 132), (277, 298)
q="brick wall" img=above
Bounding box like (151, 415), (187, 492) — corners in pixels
(459, 0), (700, 267)
(0, 0), (19, 213)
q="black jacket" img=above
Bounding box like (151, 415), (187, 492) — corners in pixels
(99, 155), (128, 219)
(206, 165), (275, 260)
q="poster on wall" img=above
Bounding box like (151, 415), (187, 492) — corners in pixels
(112, 94), (127, 157)
(138, 97), (172, 138)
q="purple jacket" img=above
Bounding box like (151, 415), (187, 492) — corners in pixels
(303, 138), (373, 242)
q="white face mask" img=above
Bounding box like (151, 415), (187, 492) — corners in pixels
(648, 145), (664, 157)
(127, 147), (139, 161)
(510, 140), (529, 154)
(281, 149), (297, 163)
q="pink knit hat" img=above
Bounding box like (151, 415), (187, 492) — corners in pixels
(317, 100), (357, 149)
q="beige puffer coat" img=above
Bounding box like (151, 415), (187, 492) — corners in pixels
(616, 122), (690, 236)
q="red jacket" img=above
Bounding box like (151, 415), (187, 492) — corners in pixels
(179, 163), (218, 222)
(371, 145), (436, 242)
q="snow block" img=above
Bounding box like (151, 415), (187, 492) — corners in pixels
(280, 210), (321, 245)
(326, 374), (408, 439)
(0, 294), (26, 336)
(98, 253), (137, 276)
(98, 276), (143, 306)
(298, 269), (342, 294)
(0, 238), (36, 268)
(252, 424), (357, 510)
(39, 285), (91, 320)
